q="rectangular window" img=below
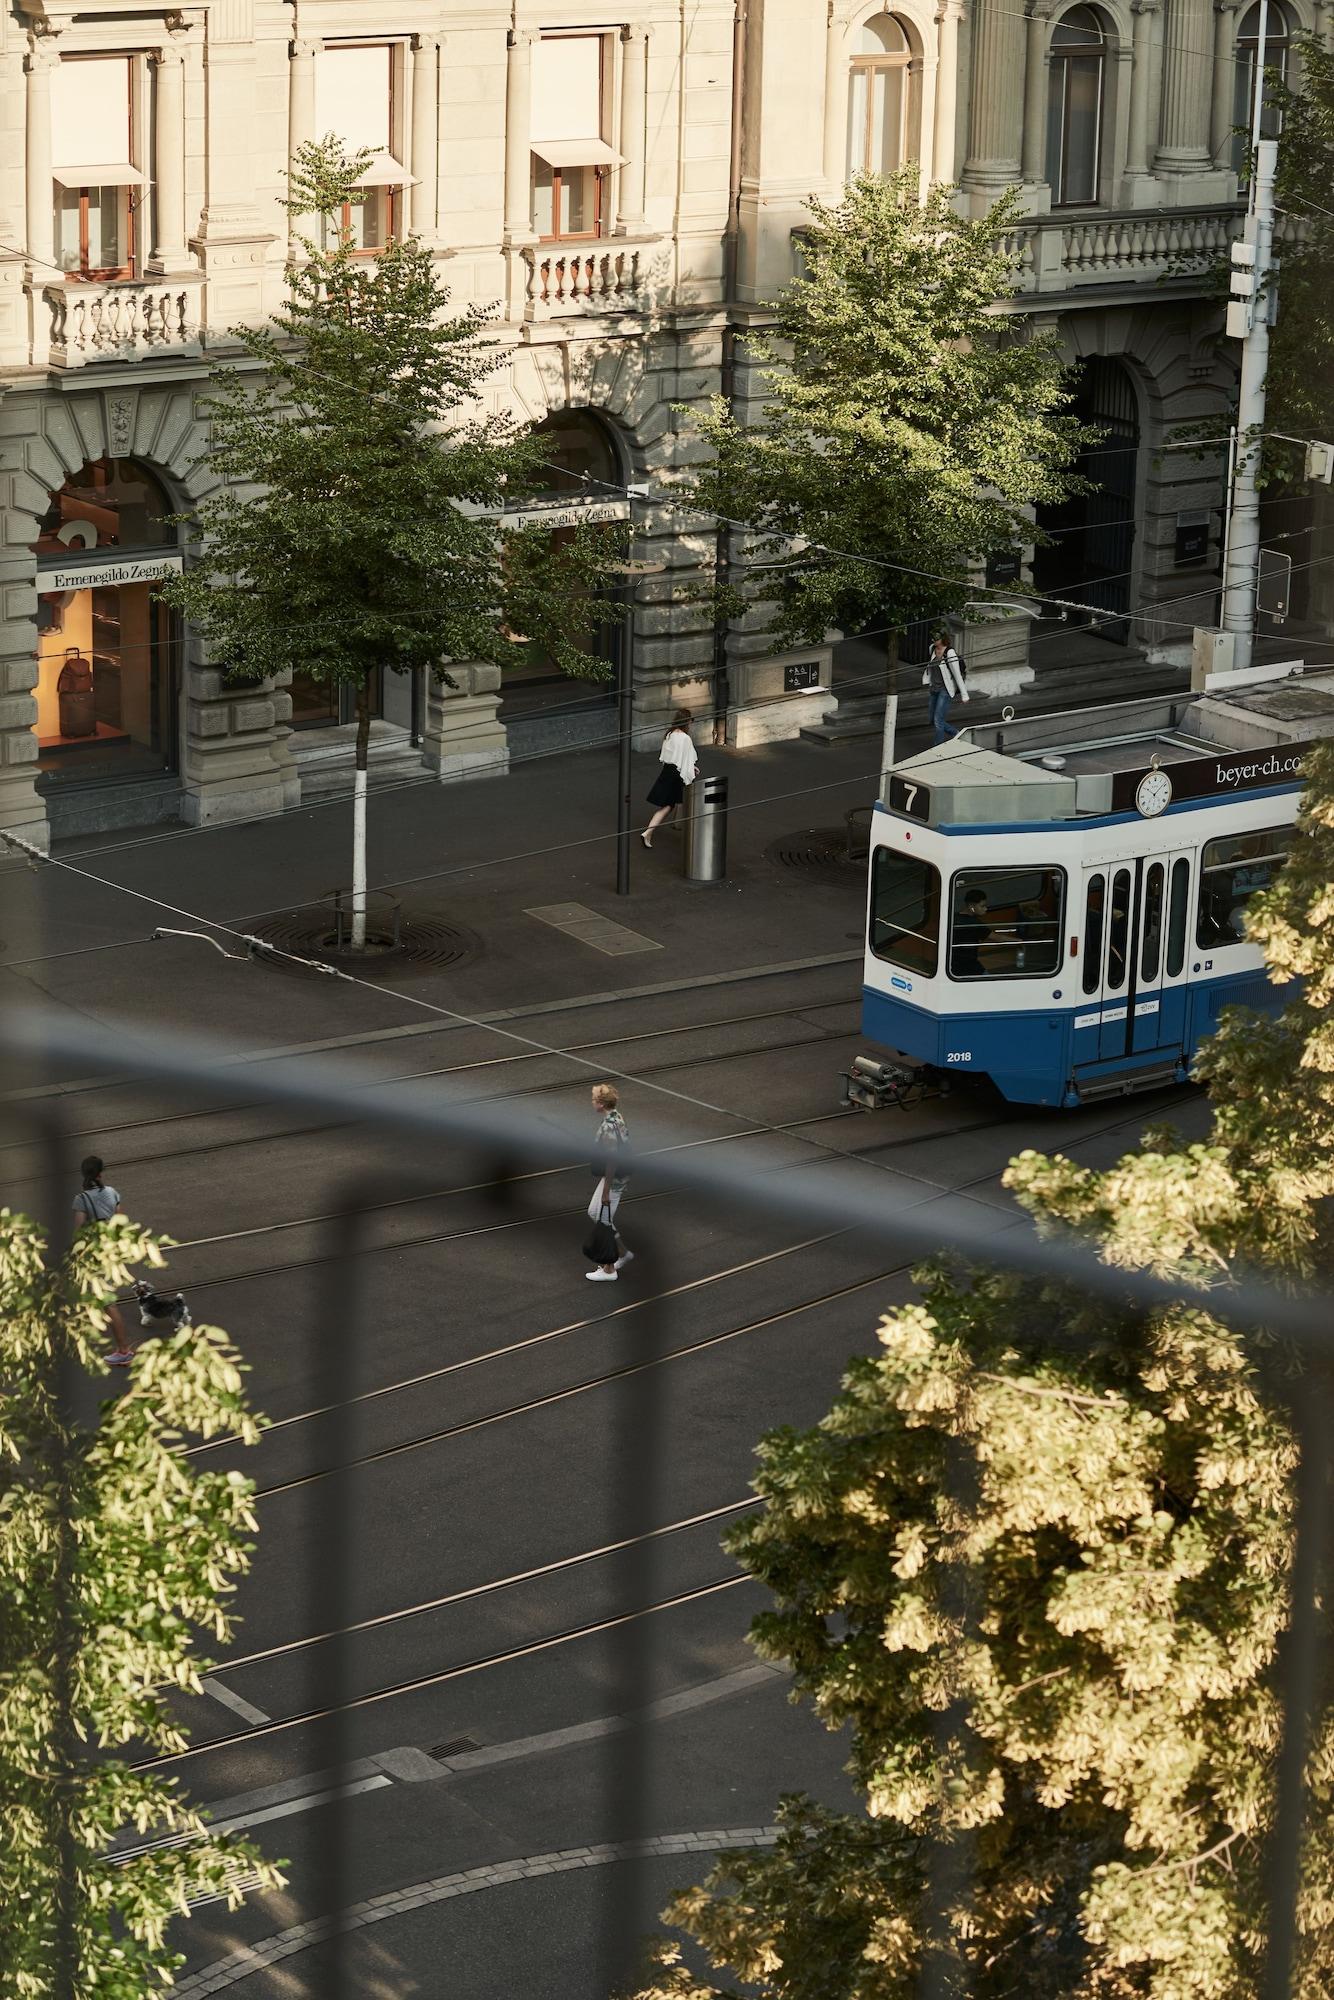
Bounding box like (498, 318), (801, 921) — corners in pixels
(1082, 872), (1105, 993)
(314, 44), (408, 250)
(1196, 827), (1290, 947)
(1140, 861), (1165, 982)
(948, 867), (1065, 980)
(51, 56), (142, 280)
(1166, 856), (1190, 975)
(870, 848), (940, 975)
(531, 35), (614, 241)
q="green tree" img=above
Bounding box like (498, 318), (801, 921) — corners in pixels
(683, 170), (1094, 736)
(633, 752), (1334, 2000)
(162, 139), (607, 948)
(1261, 34), (1334, 478)
(0, 1207), (280, 1995)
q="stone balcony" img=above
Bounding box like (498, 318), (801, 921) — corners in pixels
(32, 275), (205, 369)
(1001, 204), (1244, 298)
(520, 243), (653, 323)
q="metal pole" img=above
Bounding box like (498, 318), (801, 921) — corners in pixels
(1222, 121), (1278, 675)
(616, 588), (633, 897)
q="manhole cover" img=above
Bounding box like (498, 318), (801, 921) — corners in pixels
(764, 828), (864, 882)
(244, 907), (479, 979)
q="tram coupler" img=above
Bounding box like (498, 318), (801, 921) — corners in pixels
(840, 1052), (944, 1111)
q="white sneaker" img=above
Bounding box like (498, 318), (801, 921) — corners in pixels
(614, 1250), (635, 1271)
(586, 1268), (618, 1282)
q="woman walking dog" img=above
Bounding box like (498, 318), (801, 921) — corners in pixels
(641, 711), (697, 848)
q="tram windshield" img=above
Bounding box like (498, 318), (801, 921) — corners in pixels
(1196, 826), (1291, 946)
(870, 849), (940, 974)
(948, 866), (1065, 980)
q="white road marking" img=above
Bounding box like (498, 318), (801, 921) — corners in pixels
(202, 1677), (271, 1726)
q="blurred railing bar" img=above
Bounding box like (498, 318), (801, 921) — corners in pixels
(308, 1185), (369, 2000)
(4, 1011), (1329, 1352)
(1262, 1374), (1332, 2000)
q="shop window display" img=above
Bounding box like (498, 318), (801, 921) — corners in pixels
(32, 458), (179, 785)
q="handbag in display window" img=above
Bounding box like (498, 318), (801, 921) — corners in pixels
(57, 651), (96, 738)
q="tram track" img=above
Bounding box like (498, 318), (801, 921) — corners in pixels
(130, 1089), (1200, 1777)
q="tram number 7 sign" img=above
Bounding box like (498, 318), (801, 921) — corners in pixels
(889, 775), (931, 822)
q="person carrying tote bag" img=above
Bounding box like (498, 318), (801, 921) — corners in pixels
(641, 711), (698, 848)
(584, 1082), (634, 1280)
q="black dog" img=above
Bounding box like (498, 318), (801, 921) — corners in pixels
(133, 1280), (192, 1332)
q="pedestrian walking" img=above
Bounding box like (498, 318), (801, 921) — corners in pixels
(584, 1082), (634, 1281)
(641, 711), (698, 847)
(922, 633), (968, 745)
(73, 1155), (134, 1365)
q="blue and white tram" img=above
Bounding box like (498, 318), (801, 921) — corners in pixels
(855, 674), (1326, 1108)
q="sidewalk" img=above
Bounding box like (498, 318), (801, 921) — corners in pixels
(4, 730), (887, 1064)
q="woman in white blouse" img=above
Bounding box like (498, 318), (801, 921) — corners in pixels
(641, 711), (698, 848)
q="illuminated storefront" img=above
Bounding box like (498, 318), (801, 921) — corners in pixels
(32, 457), (180, 789)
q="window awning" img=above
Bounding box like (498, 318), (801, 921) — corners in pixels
(355, 152), (415, 186)
(53, 165), (145, 189)
(531, 139), (622, 169)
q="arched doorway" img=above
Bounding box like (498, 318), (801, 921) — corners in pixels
(500, 409), (624, 744)
(1032, 356), (1138, 643)
(32, 457), (182, 786)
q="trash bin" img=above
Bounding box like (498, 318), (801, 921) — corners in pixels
(684, 773), (728, 883)
(844, 805), (874, 862)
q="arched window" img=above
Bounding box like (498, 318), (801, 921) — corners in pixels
(847, 15), (918, 179)
(31, 458), (180, 783)
(1046, 7), (1105, 206)
(1233, 2), (1289, 170)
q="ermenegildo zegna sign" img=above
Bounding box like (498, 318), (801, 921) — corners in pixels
(1110, 739), (1314, 812)
(38, 553), (185, 591)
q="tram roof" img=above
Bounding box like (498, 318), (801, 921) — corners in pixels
(883, 666), (1334, 829)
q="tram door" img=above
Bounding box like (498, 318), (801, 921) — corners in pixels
(1077, 854), (1194, 1066)
(1131, 852), (1193, 1053)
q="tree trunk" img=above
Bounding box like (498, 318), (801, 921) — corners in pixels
(351, 680), (371, 951)
(878, 628), (901, 803)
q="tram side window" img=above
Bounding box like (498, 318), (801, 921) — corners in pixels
(1166, 856), (1190, 976)
(947, 866), (1065, 980)
(1196, 827), (1291, 946)
(870, 848), (941, 974)
(1082, 873), (1105, 994)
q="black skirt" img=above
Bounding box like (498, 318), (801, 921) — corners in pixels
(646, 764), (685, 808)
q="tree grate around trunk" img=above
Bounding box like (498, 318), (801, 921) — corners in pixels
(763, 828), (865, 883)
(243, 906), (481, 979)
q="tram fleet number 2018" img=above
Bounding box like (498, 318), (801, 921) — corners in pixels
(946, 1052), (972, 1063)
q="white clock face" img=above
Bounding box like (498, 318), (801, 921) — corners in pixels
(1135, 769), (1173, 818)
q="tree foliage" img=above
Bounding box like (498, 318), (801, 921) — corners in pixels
(681, 171), (1095, 649)
(0, 1209), (279, 1995)
(160, 140), (609, 735)
(634, 749), (1334, 1999)
(1265, 35), (1334, 477)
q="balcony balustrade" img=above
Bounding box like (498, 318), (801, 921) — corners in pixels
(35, 276), (205, 368)
(521, 246), (648, 321)
(998, 204), (1244, 296)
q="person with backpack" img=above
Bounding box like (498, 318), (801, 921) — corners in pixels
(72, 1155), (134, 1365)
(923, 632), (968, 744)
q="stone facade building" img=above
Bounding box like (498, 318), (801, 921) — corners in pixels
(0, 0), (1326, 843)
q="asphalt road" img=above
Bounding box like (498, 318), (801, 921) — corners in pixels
(0, 730), (1214, 1998)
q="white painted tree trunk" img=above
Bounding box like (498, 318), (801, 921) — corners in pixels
(351, 765), (368, 950)
(879, 630), (901, 803)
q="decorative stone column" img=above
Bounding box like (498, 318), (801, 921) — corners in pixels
(933, 2), (964, 184)
(152, 36), (189, 270)
(617, 25), (649, 233)
(963, 0), (1027, 190)
(25, 33), (60, 271)
(504, 30), (536, 243)
(287, 39), (316, 258)
(421, 663), (509, 782)
(823, 5), (846, 184)
(1210, 0), (1241, 163)
(1156, 0), (1213, 168)
(411, 34), (440, 239)
(1020, 2), (1050, 182)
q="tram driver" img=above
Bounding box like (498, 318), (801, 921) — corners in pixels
(952, 888), (993, 977)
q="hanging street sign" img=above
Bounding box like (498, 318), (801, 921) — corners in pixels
(38, 551), (184, 592)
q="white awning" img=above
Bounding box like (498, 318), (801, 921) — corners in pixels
(531, 139), (622, 169)
(53, 165), (145, 189)
(315, 44), (392, 155)
(354, 152), (415, 187)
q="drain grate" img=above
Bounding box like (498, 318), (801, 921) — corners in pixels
(429, 1735), (484, 1761)
(244, 908), (480, 979)
(764, 828), (864, 882)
